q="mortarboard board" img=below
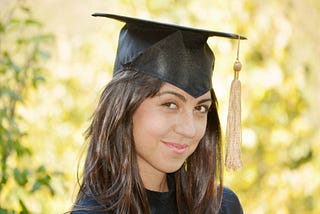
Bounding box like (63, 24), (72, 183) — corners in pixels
(92, 13), (246, 171)
(92, 13), (246, 98)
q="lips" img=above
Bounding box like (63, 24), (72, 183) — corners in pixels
(163, 141), (188, 154)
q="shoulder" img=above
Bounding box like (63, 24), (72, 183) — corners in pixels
(219, 187), (243, 214)
(71, 195), (108, 214)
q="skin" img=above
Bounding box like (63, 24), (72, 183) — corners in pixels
(132, 83), (212, 192)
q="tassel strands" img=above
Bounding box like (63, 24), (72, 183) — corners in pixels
(225, 36), (243, 171)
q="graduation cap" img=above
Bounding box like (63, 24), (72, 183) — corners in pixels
(92, 13), (246, 170)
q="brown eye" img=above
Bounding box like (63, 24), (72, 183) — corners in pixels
(162, 102), (178, 109)
(195, 105), (209, 113)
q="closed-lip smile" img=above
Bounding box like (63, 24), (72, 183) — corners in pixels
(162, 141), (188, 154)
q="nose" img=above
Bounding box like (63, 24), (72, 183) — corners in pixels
(174, 111), (197, 138)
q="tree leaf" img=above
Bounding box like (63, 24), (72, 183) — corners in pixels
(30, 182), (41, 193)
(19, 199), (30, 214)
(32, 73), (46, 88)
(25, 19), (42, 27)
(0, 21), (4, 33)
(0, 88), (22, 101)
(13, 168), (28, 186)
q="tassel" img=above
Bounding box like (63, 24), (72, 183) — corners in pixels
(225, 37), (243, 171)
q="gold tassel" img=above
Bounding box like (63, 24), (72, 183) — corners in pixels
(225, 37), (243, 171)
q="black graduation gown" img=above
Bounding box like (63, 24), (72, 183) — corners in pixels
(72, 177), (243, 214)
(71, 187), (243, 214)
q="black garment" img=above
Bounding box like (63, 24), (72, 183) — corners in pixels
(71, 187), (243, 214)
(219, 187), (243, 214)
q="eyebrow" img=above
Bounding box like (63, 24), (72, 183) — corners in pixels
(157, 91), (212, 104)
(197, 98), (213, 105)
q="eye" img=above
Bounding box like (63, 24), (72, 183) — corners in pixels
(162, 102), (178, 109)
(194, 105), (209, 114)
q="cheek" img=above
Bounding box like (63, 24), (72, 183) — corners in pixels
(134, 119), (167, 142)
(132, 106), (171, 144)
(190, 119), (207, 152)
(196, 118), (207, 139)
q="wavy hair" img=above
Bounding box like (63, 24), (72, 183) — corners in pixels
(73, 70), (223, 213)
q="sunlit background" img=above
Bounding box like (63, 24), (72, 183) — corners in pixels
(1, 0), (319, 213)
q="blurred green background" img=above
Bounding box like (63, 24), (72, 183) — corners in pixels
(1, 0), (319, 213)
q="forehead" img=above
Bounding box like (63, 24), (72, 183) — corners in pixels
(158, 83), (211, 100)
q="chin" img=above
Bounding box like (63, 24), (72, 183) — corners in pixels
(163, 162), (184, 173)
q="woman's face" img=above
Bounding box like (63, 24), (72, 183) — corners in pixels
(132, 82), (212, 177)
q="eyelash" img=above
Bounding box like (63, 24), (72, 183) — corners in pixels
(162, 102), (178, 109)
(195, 105), (210, 114)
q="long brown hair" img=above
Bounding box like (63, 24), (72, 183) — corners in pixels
(73, 70), (223, 213)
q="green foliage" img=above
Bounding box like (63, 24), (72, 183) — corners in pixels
(0, 1), (59, 213)
(224, 1), (320, 213)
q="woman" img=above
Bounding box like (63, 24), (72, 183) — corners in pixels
(71, 13), (244, 214)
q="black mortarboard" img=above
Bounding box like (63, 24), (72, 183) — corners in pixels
(92, 13), (246, 98)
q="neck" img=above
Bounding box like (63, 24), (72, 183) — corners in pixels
(139, 169), (168, 192)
